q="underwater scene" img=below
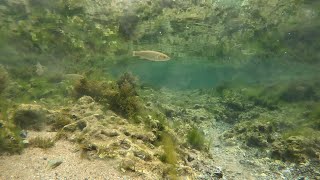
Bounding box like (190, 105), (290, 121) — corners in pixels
(0, 0), (320, 179)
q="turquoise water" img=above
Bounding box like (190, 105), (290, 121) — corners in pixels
(108, 57), (319, 89)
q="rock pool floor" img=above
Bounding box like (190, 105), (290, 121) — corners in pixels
(0, 131), (144, 180)
(1, 88), (320, 179)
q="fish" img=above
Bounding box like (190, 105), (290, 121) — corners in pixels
(133, 50), (170, 61)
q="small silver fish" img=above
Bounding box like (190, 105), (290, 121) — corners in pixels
(133, 50), (170, 61)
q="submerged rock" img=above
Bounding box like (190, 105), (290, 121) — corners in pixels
(271, 135), (320, 163)
(101, 129), (120, 137)
(22, 139), (29, 147)
(12, 104), (47, 130)
(222, 121), (275, 148)
(19, 130), (28, 138)
(133, 149), (152, 161)
(120, 158), (136, 172)
(48, 159), (63, 169)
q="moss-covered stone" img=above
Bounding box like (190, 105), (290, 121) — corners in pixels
(50, 114), (73, 131)
(222, 120), (276, 148)
(12, 104), (47, 130)
(271, 135), (320, 163)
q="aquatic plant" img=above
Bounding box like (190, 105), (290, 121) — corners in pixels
(0, 122), (24, 154)
(159, 132), (178, 179)
(29, 136), (54, 149)
(108, 72), (142, 119)
(186, 127), (205, 150)
(0, 100), (23, 154)
(159, 133), (177, 164)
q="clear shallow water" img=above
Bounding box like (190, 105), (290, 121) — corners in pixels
(108, 57), (319, 89)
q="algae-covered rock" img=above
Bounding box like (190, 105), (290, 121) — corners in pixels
(50, 114), (73, 131)
(133, 149), (152, 161)
(119, 139), (132, 150)
(47, 158), (63, 169)
(100, 129), (120, 137)
(131, 131), (157, 144)
(12, 104), (47, 130)
(271, 135), (320, 163)
(62, 120), (87, 132)
(120, 158), (136, 172)
(222, 120), (276, 148)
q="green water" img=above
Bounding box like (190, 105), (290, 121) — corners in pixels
(108, 57), (319, 89)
